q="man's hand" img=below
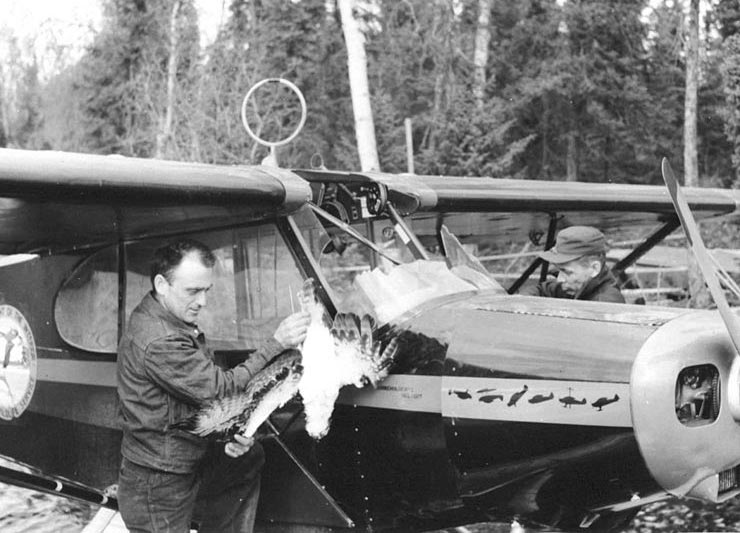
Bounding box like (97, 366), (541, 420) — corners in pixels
(273, 311), (310, 349)
(225, 433), (255, 458)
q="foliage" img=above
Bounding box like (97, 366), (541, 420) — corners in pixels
(12, 60), (43, 149)
(0, 0), (739, 190)
(719, 0), (740, 185)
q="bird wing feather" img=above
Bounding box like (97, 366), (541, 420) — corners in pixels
(296, 278), (401, 439)
(171, 350), (302, 438)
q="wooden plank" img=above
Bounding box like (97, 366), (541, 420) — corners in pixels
(83, 509), (197, 533)
(81, 508), (118, 533)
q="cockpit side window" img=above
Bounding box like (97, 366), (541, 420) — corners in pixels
(55, 246), (119, 353)
(124, 226), (304, 351)
(55, 224), (307, 354)
(233, 224), (306, 347)
(124, 233), (239, 347)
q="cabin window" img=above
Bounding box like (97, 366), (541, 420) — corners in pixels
(292, 205), (417, 313)
(124, 233), (239, 347)
(291, 205), (371, 312)
(408, 211), (552, 291)
(234, 224), (305, 347)
(124, 226), (304, 351)
(55, 246), (119, 353)
(292, 204), (475, 321)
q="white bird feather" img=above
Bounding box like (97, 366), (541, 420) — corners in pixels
(297, 279), (398, 439)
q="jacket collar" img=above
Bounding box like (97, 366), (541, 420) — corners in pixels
(140, 291), (201, 335)
(574, 266), (616, 300)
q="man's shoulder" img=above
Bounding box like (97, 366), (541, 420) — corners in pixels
(125, 298), (181, 350)
(128, 311), (168, 344)
(590, 272), (626, 303)
(594, 284), (626, 303)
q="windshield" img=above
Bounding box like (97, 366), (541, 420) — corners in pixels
(290, 205), (498, 322)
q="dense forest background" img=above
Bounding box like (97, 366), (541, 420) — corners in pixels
(2, 0), (740, 188)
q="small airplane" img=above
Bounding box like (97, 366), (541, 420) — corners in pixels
(1, 147), (740, 533)
(592, 394), (620, 411)
(528, 392), (554, 405)
(559, 395), (587, 408)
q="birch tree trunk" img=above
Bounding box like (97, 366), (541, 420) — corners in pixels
(0, 70), (9, 147)
(566, 131), (578, 181)
(338, 0), (380, 171)
(684, 0), (699, 187)
(684, 0), (710, 308)
(473, 0), (493, 109)
(155, 0), (182, 159)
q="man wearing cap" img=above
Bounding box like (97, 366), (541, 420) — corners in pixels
(519, 226), (625, 303)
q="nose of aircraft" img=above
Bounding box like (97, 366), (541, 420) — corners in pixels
(631, 309), (740, 503)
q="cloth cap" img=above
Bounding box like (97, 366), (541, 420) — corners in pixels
(538, 226), (607, 264)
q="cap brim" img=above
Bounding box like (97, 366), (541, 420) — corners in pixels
(538, 250), (583, 264)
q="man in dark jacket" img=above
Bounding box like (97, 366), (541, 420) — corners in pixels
(117, 238), (310, 532)
(519, 226), (625, 303)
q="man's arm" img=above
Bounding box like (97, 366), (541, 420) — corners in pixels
(518, 279), (566, 298)
(144, 311), (310, 405)
(144, 335), (267, 405)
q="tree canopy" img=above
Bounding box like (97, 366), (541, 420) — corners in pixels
(1, 0), (738, 186)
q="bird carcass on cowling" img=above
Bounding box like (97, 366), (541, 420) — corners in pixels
(297, 279), (398, 439)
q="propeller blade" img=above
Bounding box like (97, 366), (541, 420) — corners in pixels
(661, 158), (740, 355)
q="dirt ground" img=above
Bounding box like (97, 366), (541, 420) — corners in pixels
(624, 497), (740, 532)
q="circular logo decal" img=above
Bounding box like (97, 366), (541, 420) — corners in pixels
(0, 305), (36, 420)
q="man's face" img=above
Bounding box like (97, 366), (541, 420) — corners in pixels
(556, 258), (600, 296)
(154, 252), (213, 324)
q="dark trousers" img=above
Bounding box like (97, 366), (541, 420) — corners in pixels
(118, 444), (264, 533)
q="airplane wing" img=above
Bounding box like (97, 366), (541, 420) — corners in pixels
(390, 175), (740, 244)
(297, 169), (740, 248)
(0, 149), (311, 254)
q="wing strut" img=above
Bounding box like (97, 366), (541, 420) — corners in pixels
(0, 455), (117, 509)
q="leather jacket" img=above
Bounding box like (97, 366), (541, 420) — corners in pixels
(117, 292), (283, 473)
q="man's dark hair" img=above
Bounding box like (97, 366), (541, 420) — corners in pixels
(150, 238), (216, 287)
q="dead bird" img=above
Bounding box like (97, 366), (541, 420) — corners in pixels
(298, 278), (399, 439)
(170, 349), (303, 440)
(173, 279), (398, 441)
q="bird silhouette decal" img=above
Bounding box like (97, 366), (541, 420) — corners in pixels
(528, 392), (554, 404)
(449, 389), (472, 400)
(173, 279), (399, 441)
(591, 394), (620, 411)
(479, 393), (504, 404)
(507, 385), (529, 406)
